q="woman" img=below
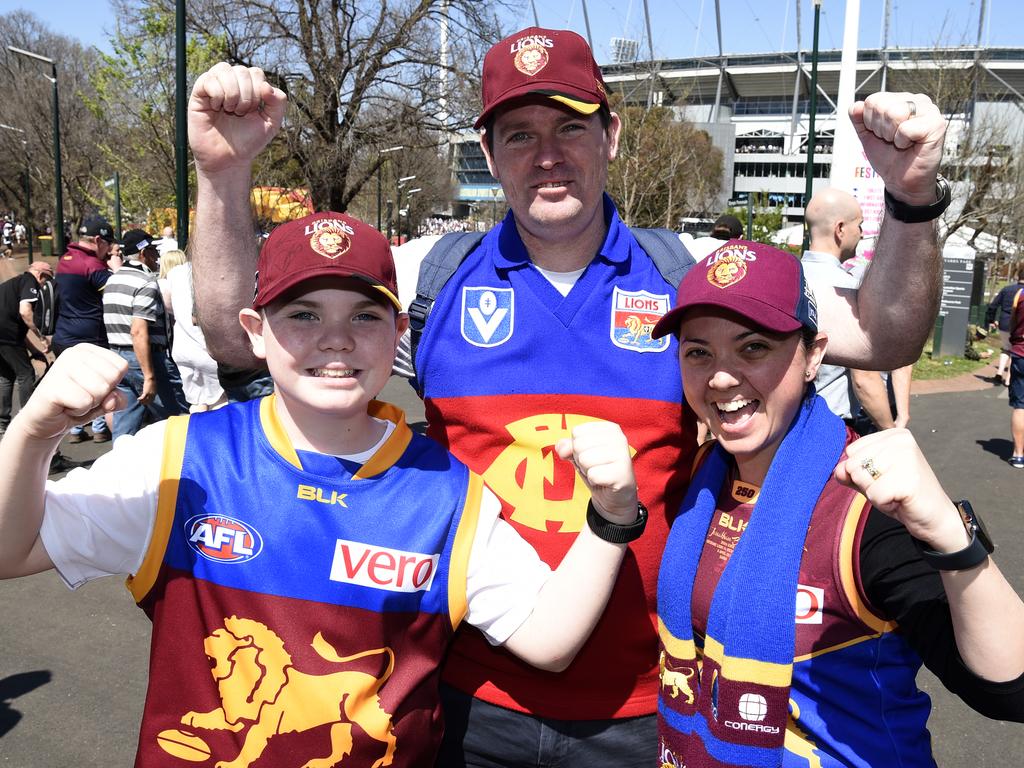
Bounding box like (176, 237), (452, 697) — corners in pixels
(650, 240), (1024, 767)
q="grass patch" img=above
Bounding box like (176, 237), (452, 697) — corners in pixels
(913, 336), (995, 380)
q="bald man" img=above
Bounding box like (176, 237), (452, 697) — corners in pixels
(802, 188), (912, 433)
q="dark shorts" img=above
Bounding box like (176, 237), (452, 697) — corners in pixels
(1010, 356), (1024, 409)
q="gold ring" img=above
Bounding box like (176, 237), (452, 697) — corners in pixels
(906, 100), (917, 118)
(860, 456), (881, 480)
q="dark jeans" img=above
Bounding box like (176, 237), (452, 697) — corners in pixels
(0, 343), (35, 430)
(435, 683), (656, 768)
(111, 346), (189, 439)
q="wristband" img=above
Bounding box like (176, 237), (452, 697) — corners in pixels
(586, 499), (648, 544)
(911, 500), (993, 571)
(883, 174), (951, 223)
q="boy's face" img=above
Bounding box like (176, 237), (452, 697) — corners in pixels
(239, 276), (408, 420)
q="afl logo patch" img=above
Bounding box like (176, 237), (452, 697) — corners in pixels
(185, 514), (263, 564)
(610, 287), (670, 353)
(461, 286), (514, 347)
(306, 219), (354, 260)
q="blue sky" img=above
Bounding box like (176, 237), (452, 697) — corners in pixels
(2, 0), (1019, 63)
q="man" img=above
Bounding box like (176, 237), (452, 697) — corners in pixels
(1007, 282), (1024, 467)
(155, 225), (178, 257)
(54, 214), (115, 443)
(988, 267), (1024, 387)
(803, 187), (912, 433)
(680, 213), (744, 259)
(186, 28), (948, 766)
(102, 229), (187, 439)
(0, 261), (52, 436)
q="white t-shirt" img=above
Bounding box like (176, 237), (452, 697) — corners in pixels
(39, 421), (551, 646)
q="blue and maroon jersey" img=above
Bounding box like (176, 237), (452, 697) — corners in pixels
(1009, 288), (1024, 357)
(53, 241), (111, 348)
(420, 197), (697, 719)
(128, 397), (483, 767)
(658, 456), (934, 767)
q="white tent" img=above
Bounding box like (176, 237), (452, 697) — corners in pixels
(941, 226), (1021, 257)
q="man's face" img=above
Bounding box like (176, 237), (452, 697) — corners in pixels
(94, 236), (111, 260)
(481, 100), (620, 243)
(140, 244), (159, 271)
(838, 213), (864, 260)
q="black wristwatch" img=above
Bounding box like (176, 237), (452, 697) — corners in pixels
(586, 499), (648, 544)
(912, 499), (994, 571)
(883, 174), (951, 223)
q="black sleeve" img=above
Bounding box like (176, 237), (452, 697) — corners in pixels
(859, 508), (1024, 722)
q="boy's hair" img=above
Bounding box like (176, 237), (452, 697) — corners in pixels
(253, 212), (400, 310)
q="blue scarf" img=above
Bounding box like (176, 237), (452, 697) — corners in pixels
(657, 394), (846, 767)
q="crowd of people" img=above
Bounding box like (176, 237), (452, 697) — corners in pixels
(0, 24), (1022, 768)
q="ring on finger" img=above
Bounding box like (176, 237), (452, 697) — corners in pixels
(860, 456), (882, 480)
(905, 99), (917, 118)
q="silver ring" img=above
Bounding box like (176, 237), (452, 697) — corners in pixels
(906, 100), (917, 118)
(860, 456), (881, 480)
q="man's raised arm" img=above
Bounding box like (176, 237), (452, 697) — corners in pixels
(817, 92), (947, 370)
(187, 63), (287, 367)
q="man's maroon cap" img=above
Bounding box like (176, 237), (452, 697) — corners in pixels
(652, 240), (818, 339)
(475, 27), (609, 129)
(253, 212), (400, 310)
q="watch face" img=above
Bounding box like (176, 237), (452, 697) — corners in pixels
(958, 500), (994, 553)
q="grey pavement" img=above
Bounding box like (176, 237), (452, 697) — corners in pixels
(0, 377), (1021, 766)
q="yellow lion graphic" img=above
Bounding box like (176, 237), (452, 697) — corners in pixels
(179, 616), (396, 768)
(659, 650), (696, 705)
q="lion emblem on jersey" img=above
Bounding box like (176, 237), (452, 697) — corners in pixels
(659, 650), (697, 705)
(175, 617), (396, 768)
(309, 222), (353, 259)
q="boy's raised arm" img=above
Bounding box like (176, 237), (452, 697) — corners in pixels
(0, 345), (127, 579)
(187, 63), (287, 368)
(502, 421), (640, 672)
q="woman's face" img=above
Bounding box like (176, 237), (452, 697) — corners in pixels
(678, 307), (827, 484)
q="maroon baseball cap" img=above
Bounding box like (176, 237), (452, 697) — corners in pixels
(253, 212), (400, 310)
(475, 27), (609, 129)
(652, 240), (818, 339)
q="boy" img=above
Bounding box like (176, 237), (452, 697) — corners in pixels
(0, 212), (643, 767)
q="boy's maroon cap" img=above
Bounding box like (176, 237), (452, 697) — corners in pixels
(652, 240), (818, 338)
(253, 212), (400, 310)
(475, 27), (608, 129)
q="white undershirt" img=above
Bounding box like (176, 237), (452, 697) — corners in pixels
(533, 264), (586, 297)
(39, 420), (551, 646)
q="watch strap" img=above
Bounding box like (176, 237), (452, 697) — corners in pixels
(912, 500), (992, 571)
(883, 174), (951, 224)
(586, 499), (648, 544)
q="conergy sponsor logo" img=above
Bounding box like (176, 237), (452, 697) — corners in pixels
(724, 721), (781, 734)
(329, 538), (439, 593)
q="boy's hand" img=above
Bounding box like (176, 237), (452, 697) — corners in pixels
(16, 344), (128, 442)
(556, 421), (638, 525)
(188, 63), (288, 175)
(835, 429), (968, 553)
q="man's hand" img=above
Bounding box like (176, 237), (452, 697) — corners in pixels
(555, 421), (638, 524)
(188, 63), (288, 175)
(15, 344), (127, 441)
(850, 92), (947, 205)
(139, 375), (157, 406)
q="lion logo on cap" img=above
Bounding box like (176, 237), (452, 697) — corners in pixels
(706, 244), (756, 289)
(514, 42), (549, 76)
(308, 220), (354, 260)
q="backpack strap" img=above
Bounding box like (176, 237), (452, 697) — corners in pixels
(629, 227), (695, 290)
(401, 232), (485, 389)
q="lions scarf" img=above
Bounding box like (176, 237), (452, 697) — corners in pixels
(657, 394), (846, 767)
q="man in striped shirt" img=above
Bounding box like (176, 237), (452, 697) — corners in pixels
(102, 229), (187, 439)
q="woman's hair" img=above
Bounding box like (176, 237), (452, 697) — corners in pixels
(159, 249), (188, 279)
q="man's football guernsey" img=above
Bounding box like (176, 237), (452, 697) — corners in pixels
(127, 396), (483, 768)
(419, 197), (697, 720)
(658, 467), (934, 767)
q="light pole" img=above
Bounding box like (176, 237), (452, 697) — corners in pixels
(9, 46), (64, 256)
(0, 123), (31, 258)
(104, 173), (122, 239)
(394, 175), (416, 244)
(175, 0), (188, 248)
(376, 145), (403, 231)
(402, 188), (422, 240)
(802, 0), (823, 253)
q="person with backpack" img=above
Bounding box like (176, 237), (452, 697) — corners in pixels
(186, 27), (949, 767)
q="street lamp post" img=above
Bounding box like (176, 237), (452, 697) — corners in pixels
(376, 146), (403, 232)
(104, 172), (123, 239)
(0, 123), (31, 258)
(394, 175), (416, 244)
(802, 0), (823, 253)
(402, 188), (422, 239)
(8, 45), (64, 256)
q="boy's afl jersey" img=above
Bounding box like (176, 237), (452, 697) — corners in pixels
(128, 397), (483, 768)
(658, 468), (933, 768)
(418, 199), (696, 719)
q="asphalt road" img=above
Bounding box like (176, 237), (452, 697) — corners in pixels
(1, 378), (1021, 766)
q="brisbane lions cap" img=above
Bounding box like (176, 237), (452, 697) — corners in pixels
(652, 240), (818, 338)
(253, 212), (400, 310)
(475, 26), (609, 129)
